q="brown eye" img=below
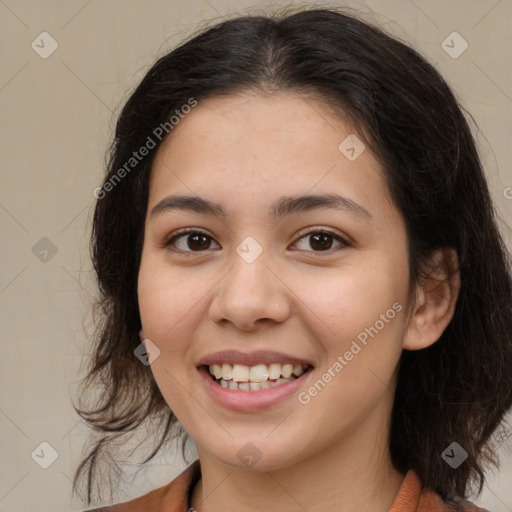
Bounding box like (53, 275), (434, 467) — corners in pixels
(165, 229), (220, 252)
(183, 233), (212, 251)
(309, 232), (334, 251)
(293, 230), (348, 253)
(164, 228), (349, 255)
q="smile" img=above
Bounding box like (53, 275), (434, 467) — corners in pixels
(206, 363), (310, 391)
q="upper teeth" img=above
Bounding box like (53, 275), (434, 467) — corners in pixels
(208, 363), (307, 382)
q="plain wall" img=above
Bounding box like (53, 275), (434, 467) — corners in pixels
(1, 0), (511, 511)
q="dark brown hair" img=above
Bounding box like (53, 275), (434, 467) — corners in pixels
(73, 6), (512, 506)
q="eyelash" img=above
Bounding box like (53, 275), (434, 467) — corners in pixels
(162, 227), (350, 256)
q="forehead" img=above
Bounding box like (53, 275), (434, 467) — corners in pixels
(148, 92), (393, 219)
(156, 91), (357, 163)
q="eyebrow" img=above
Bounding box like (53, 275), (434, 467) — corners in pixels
(150, 193), (372, 222)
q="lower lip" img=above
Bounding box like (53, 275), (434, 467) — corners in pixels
(197, 365), (314, 412)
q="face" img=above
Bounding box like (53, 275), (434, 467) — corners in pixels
(137, 91), (412, 471)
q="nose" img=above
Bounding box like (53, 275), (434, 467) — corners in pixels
(208, 250), (291, 331)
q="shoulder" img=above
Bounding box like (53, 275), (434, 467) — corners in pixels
(80, 459), (201, 512)
(80, 486), (166, 512)
(424, 493), (491, 512)
(419, 485), (490, 512)
(392, 469), (491, 512)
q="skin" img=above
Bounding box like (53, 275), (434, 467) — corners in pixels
(137, 91), (460, 512)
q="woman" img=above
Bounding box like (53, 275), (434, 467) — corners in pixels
(75, 6), (512, 511)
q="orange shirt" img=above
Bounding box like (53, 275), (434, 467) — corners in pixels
(84, 459), (489, 511)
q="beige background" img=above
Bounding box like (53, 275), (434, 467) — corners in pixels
(1, 0), (511, 511)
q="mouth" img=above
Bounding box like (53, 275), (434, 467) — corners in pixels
(201, 363), (314, 392)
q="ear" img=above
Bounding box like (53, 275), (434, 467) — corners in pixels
(139, 328), (146, 342)
(403, 248), (460, 351)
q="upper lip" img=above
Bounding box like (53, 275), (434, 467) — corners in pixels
(197, 350), (314, 368)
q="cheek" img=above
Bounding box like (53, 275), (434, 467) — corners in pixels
(137, 256), (202, 412)
(137, 254), (200, 347)
(292, 257), (407, 399)
(338, 282), (405, 389)
(292, 259), (406, 340)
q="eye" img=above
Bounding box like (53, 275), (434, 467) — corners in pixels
(163, 228), (220, 253)
(292, 228), (349, 253)
(163, 227), (350, 254)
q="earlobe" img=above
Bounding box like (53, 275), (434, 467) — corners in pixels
(403, 248), (461, 351)
(139, 328), (145, 342)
